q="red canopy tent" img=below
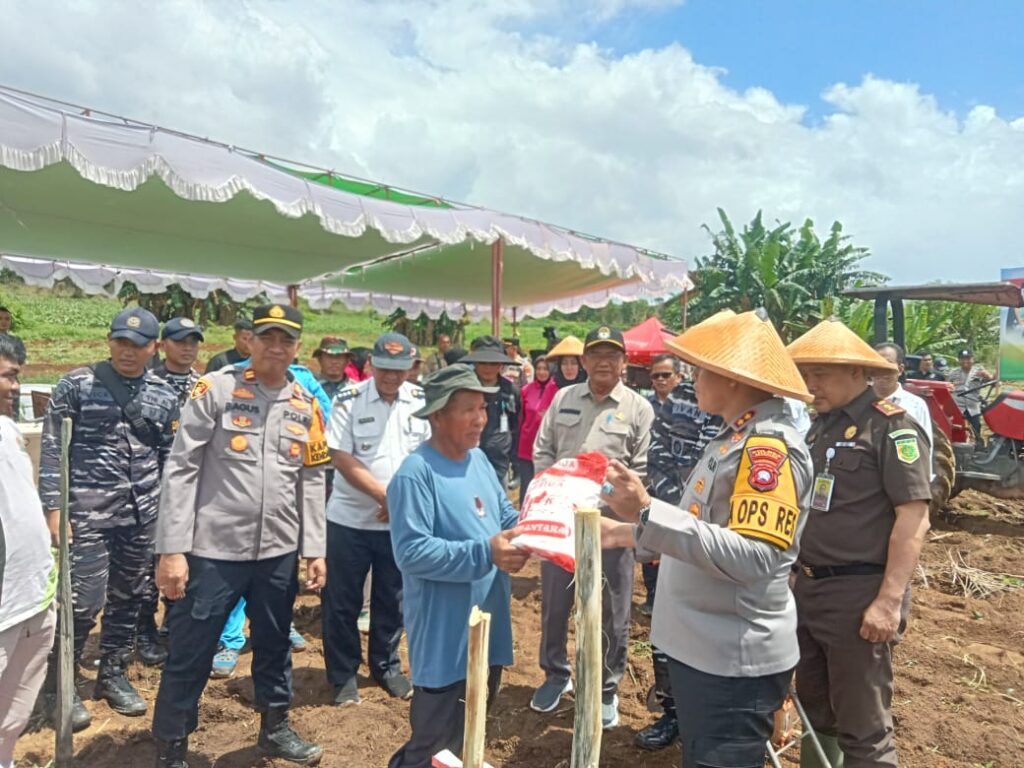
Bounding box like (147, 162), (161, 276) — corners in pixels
(623, 316), (678, 367)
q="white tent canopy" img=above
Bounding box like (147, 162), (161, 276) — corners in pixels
(0, 86), (690, 322)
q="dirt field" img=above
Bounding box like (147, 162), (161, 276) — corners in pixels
(15, 491), (1024, 768)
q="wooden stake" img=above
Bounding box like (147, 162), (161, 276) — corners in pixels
(570, 508), (602, 768)
(462, 606), (492, 768)
(55, 417), (74, 767)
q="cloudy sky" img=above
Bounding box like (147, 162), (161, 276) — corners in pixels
(2, 0), (1022, 282)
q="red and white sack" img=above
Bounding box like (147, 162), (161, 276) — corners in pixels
(511, 452), (609, 573)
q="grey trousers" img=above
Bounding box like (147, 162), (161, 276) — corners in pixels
(539, 546), (635, 697)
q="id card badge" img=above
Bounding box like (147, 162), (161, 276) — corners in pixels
(811, 447), (837, 512)
(811, 473), (835, 512)
(499, 413), (510, 433)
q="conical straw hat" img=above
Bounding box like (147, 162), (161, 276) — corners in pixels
(546, 335), (584, 359)
(665, 309), (812, 402)
(787, 318), (897, 371)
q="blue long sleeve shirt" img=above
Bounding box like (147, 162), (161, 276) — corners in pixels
(388, 443), (519, 687)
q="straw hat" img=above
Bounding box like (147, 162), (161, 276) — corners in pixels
(546, 335), (584, 359)
(787, 318), (897, 371)
(665, 309), (812, 402)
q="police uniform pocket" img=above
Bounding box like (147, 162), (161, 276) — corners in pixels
(279, 429), (308, 465)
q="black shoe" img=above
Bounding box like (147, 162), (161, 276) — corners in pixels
(71, 690), (93, 731)
(258, 707), (323, 765)
(377, 672), (413, 701)
(30, 688), (92, 733)
(154, 737), (189, 768)
(137, 631), (169, 667)
(634, 712), (679, 752)
(94, 654), (147, 716)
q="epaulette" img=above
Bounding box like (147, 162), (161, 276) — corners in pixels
(335, 386), (360, 403)
(872, 399), (905, 417)
(410, 386), (425, 399)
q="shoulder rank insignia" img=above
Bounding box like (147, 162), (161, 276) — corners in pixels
(243, 368), (256, 382)
(410, 386), (425, 399)
(335, 387), (360, 403)
(190, 378), (211, 400)
(872, 399), (905, 417)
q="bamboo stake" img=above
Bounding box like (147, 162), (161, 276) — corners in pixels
(462, 605), (492, 768)
(55, 417), (74, 767)
(570, 508), (602, 768)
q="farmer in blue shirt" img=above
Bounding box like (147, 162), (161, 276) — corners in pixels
(387, 364), (531, 768)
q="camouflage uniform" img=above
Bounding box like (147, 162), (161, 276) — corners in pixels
(644, 381), (722, 726)
(39, 365), (178, 665)
(153, 362), (201, 408)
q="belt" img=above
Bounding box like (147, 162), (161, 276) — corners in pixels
(800, 563), (885, 579)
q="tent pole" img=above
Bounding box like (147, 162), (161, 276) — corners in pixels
(287, 284), (299, 308)
(491, 240), (504, 336)
(681, 287), (689, 330)
(512, 307), (518, 339)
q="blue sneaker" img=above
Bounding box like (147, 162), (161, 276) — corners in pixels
(288, 622), (307, 652)
(210, 645), (240, 679)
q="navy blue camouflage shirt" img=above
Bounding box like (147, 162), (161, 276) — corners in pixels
(646, 382), (723, 505)
(39, 364), (179, 528)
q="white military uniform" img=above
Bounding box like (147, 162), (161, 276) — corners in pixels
(326, 379), (430, 530)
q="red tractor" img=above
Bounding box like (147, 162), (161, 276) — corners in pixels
(844, 281), (1024, 514)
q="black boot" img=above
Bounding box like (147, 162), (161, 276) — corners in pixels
(94, 653), (147, 716)
(634, 711), (679, 751)
(154, 737), (189, 768)
(29, 661), (92, 733)
(257, 706), (323, 765)
(137, 613), (169, 667)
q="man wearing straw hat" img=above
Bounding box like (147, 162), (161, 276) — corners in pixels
(598, 309), (814, 768)
(387, 364), (530, 767)
(788, 318), (931, 768)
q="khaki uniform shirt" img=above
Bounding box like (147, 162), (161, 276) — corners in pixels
(640, 397), (813, 677)
(156, 365), (329, 561)
(533, 381), (654, 479)
(800, 387), (931, 567)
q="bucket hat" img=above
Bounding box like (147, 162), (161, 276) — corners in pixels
(787, 318), (897, 372)
(413, 364), (499, 418)
(666, 309), (812, 402)
(462, 335), (518, 365)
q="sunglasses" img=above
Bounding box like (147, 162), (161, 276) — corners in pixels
(650, 372), (675, 380)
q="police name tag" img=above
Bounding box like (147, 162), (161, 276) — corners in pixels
(810, 473), (834, 512)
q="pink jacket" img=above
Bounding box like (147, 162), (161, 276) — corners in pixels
(517, 378), (558, 461)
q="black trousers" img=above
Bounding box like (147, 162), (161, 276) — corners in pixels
(151, 552), (298, 741)
(964, 410), (984, 442)
(668, 657), (790, 768)
(388, 666), (503, 768)
(517, 458), (536, 502)
(321, 523), (404, 687)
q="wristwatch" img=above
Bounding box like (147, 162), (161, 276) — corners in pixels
(639, 503), (652, 526)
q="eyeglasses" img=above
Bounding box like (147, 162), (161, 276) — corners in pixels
(650, 372), (675, 380)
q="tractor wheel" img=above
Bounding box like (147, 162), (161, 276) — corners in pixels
(930, 426), (956, 516)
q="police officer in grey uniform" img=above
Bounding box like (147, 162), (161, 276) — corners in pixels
(530, 326), (654, 730)
(601, 309), (814, 768)
(637, 364), (722, 751)
(136, 316), (205, 663)
(38, 308), (178, 726)
(152, 303), (329, 768)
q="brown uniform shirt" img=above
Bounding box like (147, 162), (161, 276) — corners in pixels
(801, 387), (931, 567)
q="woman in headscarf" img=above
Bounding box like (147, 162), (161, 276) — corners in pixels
(515, 355), (555, 499)
(599, 309), (814, 768)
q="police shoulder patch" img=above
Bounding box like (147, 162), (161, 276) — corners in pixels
(190, 377), (211, 400)
(728, 434), (800, 550)
(872, 399), (905, 417)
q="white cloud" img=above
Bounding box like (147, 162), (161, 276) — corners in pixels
(1, 0), (1022, 282)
